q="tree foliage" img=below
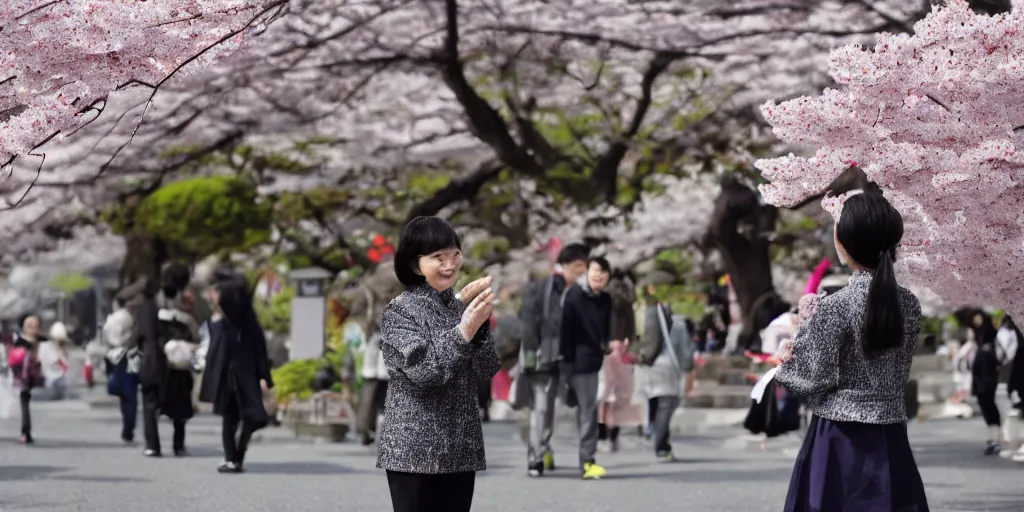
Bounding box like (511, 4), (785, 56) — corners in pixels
(756, 1), (1024, 314)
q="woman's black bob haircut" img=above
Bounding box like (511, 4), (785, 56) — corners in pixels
(394, 216), (462, 288)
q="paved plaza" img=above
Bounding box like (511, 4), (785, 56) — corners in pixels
(1, 401), (1021, 512)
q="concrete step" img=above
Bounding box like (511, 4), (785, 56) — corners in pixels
(686, 384), (753, 409)
(717, 369), (753, 386)
(911, 354), (951, 373)
(694, 356), (751, 380)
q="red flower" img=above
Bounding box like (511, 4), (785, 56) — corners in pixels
(372, 234), (386, 247)
(367, 248), (382, 263)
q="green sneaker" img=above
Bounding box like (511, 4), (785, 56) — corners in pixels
(657, 452), (676, 463)
(581, 461), (607, 480)
(543, 452), (555, 471)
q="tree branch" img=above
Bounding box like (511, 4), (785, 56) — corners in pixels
(591, 53), (675, 202)
(786, 166), (870, 210)
(439, 0), (545, 177)
(852, 0), (918, 34)
(404, 162), (505, 223)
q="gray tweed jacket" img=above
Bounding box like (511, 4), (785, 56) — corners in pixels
(775, 270), (922, 425)
(376, 284), (500, 474)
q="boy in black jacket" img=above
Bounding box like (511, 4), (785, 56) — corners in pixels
(560, 257), (612, 479)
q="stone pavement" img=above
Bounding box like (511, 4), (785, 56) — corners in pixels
(1, 402), (1022, 512)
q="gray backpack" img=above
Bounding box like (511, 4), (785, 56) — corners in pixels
(670, 314), (695, 373)
(520, 277), (561, 372)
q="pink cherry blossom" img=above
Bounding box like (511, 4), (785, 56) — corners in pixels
(798, 293), (820, 321)
(0, 1), (287, 167)
(755, 1), (1024, 315)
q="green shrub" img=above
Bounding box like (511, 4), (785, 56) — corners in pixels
(50, 272), (94, 294)
(270, 358), (322, 402)
(256, 286), (294, 334)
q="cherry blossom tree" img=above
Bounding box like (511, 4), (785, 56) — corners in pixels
(0, 0), (288, 188)
(1, 1), (967, 306)
(755, 0), (1024, 315)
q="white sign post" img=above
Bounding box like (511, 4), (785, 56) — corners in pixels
(288, 267), (334, 361)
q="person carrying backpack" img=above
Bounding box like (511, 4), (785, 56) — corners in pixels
(632, 285), (694, 462)
(516, 243), (591, 477)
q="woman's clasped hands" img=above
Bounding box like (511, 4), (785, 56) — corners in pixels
(458, 276), (495, 342)
(770, 340), (795, 365)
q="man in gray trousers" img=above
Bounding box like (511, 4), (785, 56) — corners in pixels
(559, 256), (613, 480)
(519, 243), (591, 477)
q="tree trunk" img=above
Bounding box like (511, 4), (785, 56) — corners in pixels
(708, 168), (873, 351)
(707, 176), (781, 351)
(119, 233), (168, 292)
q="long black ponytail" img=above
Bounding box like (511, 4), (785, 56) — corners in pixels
(835, 185), (906, 353)
(863, 247), (903, 352)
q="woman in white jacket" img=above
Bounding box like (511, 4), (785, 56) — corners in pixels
(357, 330), (389, 445)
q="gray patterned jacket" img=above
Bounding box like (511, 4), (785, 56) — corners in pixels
(376, 284), (501, 474)
(775, 270), (921, 424)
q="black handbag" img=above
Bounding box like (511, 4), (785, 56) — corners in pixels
(743, 379), (782, 437)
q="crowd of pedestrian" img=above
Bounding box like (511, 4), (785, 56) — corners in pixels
(3, 188), (1022, 512)
(371, 187), (933, 511)
(1, 264), (275, 477)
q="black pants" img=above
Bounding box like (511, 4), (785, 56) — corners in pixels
(477, 379), (491, 412)
(119, 390), (138, 442)
(597, 424), (620, 442)
(357, 379), (388, 435)
(977, 390), (1001, 427)
(651, 396), (681, 455)
(142, 386), (186, 452)
(386, 470), (475, 512)
(222, 392), (256, 464)
(19, 390), (31, 436)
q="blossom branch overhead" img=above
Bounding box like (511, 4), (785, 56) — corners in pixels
(0, 1), (943, 265)
(0, 0), (289, 180)
(754, 0), (1024, 313)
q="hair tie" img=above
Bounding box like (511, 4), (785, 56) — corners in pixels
(879, 247), (895, 264)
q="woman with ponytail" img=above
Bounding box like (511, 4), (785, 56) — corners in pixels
(774, 184), (929, 511)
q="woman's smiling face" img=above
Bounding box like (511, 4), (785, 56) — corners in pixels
(417, 247), (463, 292)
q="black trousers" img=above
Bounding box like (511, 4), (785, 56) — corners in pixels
(977, 389), (1002, 427)
(357, 379), (388, 434)
(597, 424), (620, 442)
(119, 391), (138, 442)
(142, 386), (185, 452)
(386, 470), (475, 512)
(19, 391), (31, 436)
(222, 392), (256, 464)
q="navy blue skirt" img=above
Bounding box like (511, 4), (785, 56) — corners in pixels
(784, 415), (929, 512)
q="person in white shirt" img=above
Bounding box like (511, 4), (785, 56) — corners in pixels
(35, 322), (70, 400)
(996, 319), (1018, 365)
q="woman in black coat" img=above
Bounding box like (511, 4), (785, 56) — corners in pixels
(970, 312), (1003, 455)
(199, 275), (274, 473)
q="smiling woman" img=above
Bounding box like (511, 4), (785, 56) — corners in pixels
(393, 216), (464, 292)
(377, 216), (500, 512)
